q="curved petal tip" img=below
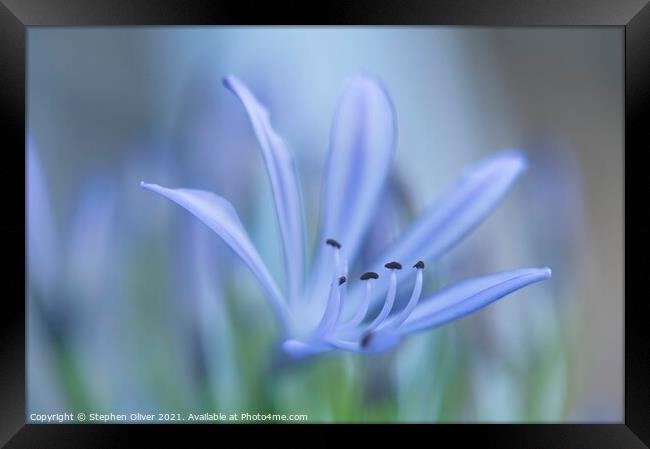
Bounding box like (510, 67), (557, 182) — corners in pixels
(341, 74), (396, 115)
(141, 181), (165, 194)
(496, 149), (528, 175)
(527, 266), (552, 280)
(222, 75), (238, 91)
(282, 340), (321, 359)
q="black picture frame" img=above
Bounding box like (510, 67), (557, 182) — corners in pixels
(2, 0), (648, 446)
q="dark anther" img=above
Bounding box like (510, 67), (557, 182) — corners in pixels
(338, 276), (347, 286)
(413, 260), (425, 269)
(384, 261), (402, 270)
(326, 238), (341, 249)
(360, 332), (374, 348)
(360, 271), (379, 281)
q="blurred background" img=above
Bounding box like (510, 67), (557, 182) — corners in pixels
(27, 27), (623, 422)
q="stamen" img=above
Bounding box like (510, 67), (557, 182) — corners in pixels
(389, 262), (424, 328)
(313, 278), (344, 338)
(326, 238), (345, 276)
(337, 260), (349, 318)
(334, 250), (342, 276)
(364, 267), (398, 333)
(326, 238), (341, 249)
(384, 261), (402, 270)
(339, 273), (377, 330)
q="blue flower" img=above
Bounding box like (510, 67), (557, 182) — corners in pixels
(141, 74), (551, 358)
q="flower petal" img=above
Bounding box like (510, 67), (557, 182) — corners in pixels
(223, 75), (305, 303)
(370, 150), (527, 271)
(282, 339), (330, 358)
(318, 75), (397, 265)
(141, 182), (289, 329)
(398, 267), (551, 335)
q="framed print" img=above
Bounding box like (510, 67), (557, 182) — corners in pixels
(2, 0), (649, 446)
